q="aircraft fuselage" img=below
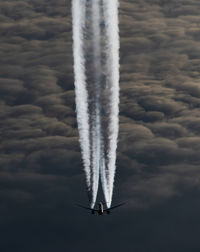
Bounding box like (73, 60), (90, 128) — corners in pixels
(98, 202), (104, 215)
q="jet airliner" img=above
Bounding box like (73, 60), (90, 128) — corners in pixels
(77, 202), (125, 215)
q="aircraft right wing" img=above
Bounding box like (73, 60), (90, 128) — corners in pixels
(105, 203), (126, 211)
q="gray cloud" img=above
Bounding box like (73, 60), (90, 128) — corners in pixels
(1, 1), (200, 251)
(0, 0), (200, 209)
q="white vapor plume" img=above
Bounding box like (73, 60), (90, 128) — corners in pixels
(72, 0), (120, 209)
(102, 0), (120, 208)
(72, 0), (91, 189)
(90, 0), (101, 208)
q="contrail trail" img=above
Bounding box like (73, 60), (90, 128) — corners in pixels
(90, 0), (101, 208)
(72, 0), (91, 191)
(72, 0), (120, 209)
(102, 0), (120, 208)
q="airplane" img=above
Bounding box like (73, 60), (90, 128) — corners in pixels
(77, 201), (125, 215)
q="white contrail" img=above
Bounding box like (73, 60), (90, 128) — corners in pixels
(103, 0), (120, 208)
(72, 0), (91, 190)
(100, 149), (110, 205)
(90, 0), (101, 208)
(72, 0), (120, 209)
(92, 0), (110, 206)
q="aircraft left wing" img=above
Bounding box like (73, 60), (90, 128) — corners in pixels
(76, 204), (98, 211)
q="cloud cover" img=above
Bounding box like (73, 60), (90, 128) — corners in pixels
(1, 0), (200, 251)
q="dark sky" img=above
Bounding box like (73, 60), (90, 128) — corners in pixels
(1, 0), (200, 251)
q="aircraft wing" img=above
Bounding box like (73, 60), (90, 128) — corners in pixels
(105, 203), (125, 211)
(76, 204), (98, 212)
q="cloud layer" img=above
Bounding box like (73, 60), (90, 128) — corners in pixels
(1, 0), (200, 208)
(1, 1), (200, 251)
